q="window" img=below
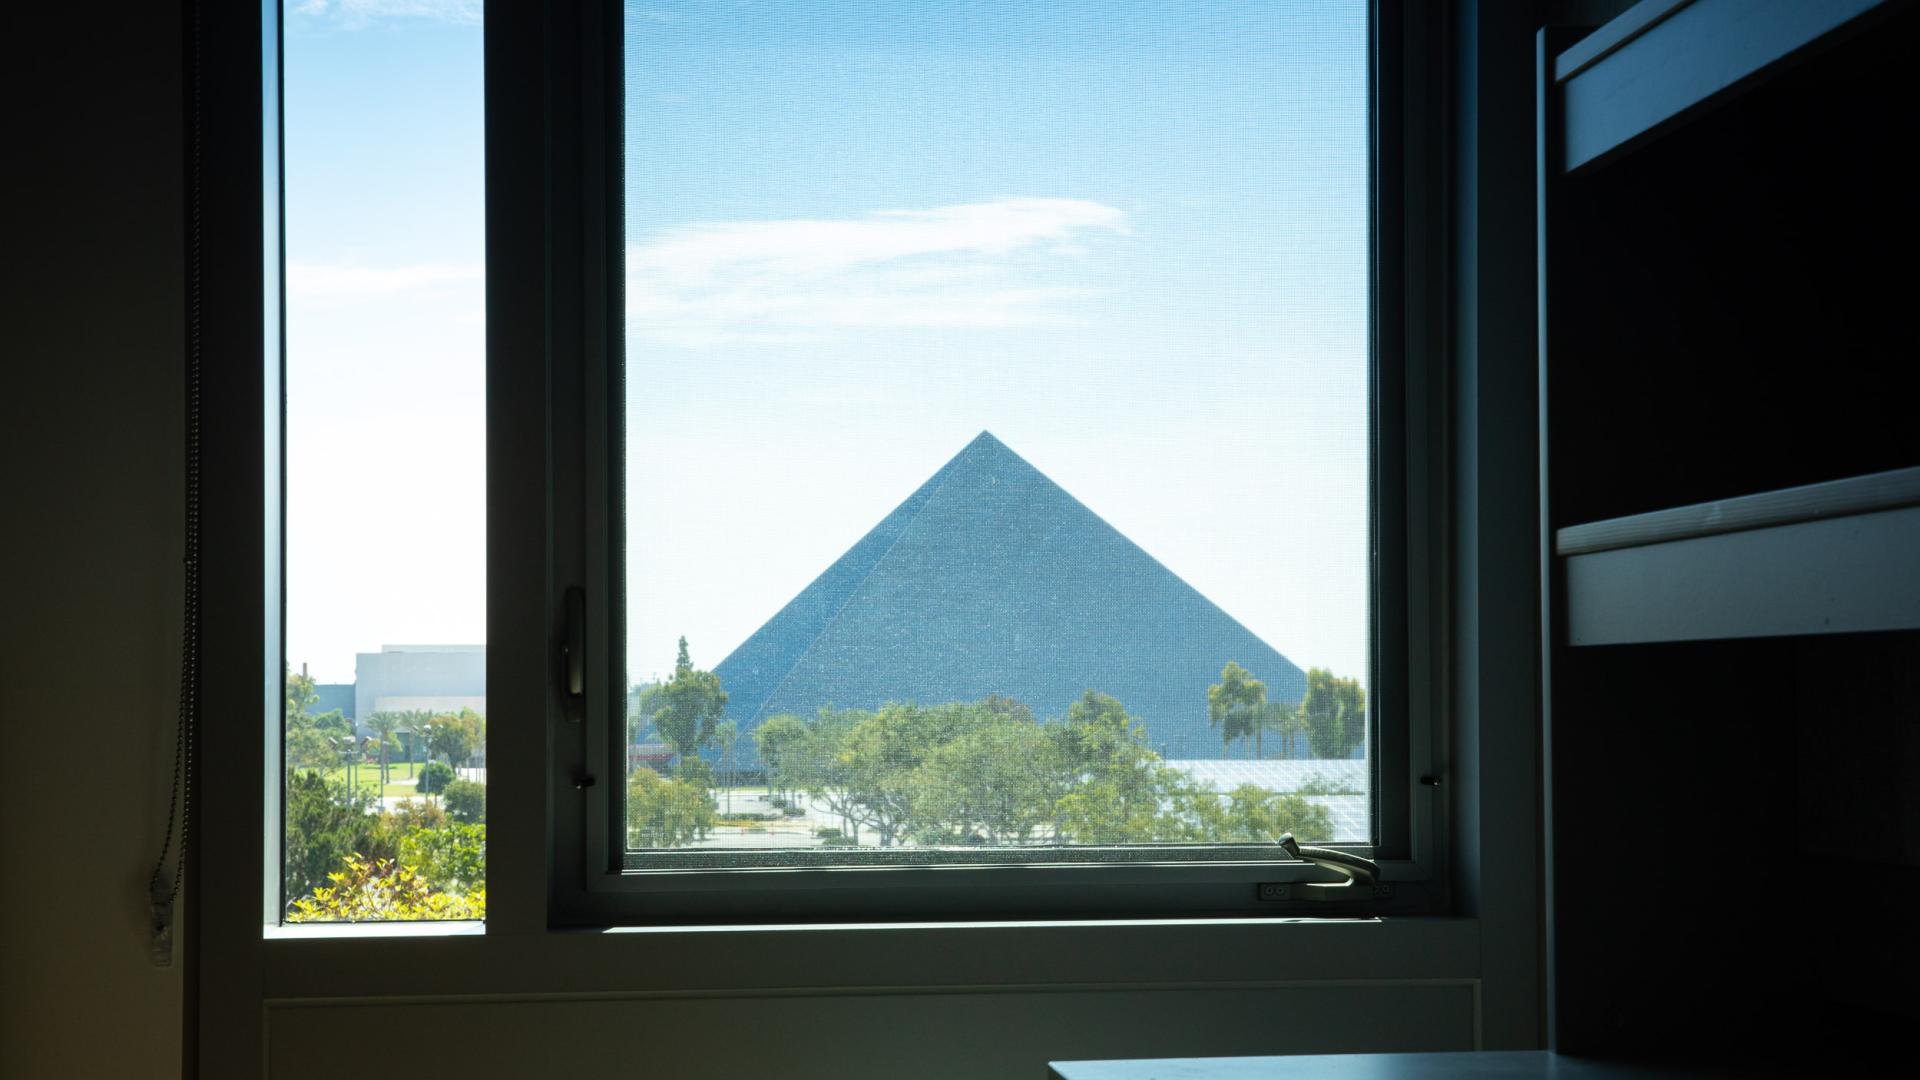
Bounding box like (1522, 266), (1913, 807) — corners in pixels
(623, 2), (1369, 851)
(195, 2), (1548, 1072)
(280, 2), (488, 922)
(551, 0), (1439, 922)
(251, 0), (1439, 935)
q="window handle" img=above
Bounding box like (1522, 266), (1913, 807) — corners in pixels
(562, 586), (585, 707)
(1277, 833), (1382, 896)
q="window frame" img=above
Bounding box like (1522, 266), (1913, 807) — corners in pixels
(544, 0), (1449, 926)
(190, 1), (1561, 1073)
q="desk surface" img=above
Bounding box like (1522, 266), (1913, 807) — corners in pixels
(1049, 1051), (1760, 1079)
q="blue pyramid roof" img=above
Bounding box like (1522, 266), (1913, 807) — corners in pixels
(713, 432), (1306, 761)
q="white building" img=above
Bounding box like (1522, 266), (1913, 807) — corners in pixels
(353, 644), (486, 744)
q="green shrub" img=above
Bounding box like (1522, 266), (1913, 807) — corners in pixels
(283, 770), (391, 908)
(286, 854), (483, 923)
(443, 779), (486, 822)
(398, 822), (487, 894)
(418, 761), (456, 795)
(626, 767), (715, 848)
(385, 797), (448, 832)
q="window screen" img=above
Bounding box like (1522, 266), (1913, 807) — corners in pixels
(620, 0), (1371, 863)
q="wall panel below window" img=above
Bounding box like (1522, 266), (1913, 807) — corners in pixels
(266, 982), (1477, 1079)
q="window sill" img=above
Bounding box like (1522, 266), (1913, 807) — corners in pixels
(594, 914), (1381, 935)
(255, 915), (1479, 1003)
(264, 920), (485, 941)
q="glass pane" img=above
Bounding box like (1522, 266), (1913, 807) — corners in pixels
(282, 2), (486, 920)
(622, 0), (1370, 860)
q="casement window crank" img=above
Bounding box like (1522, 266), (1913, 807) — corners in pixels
(1256, 834), (1391, 902)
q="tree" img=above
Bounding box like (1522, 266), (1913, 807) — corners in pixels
(417, 761), (456, 795)
(754, 713), (809, 804)
(713, 719), (739, 814)
(1048, 692), (1166, 841)
(1219, 785), (1334, 843)
(442, 778), (486, 823)
(1263, 699), (1306, 760)
(641, 638), (728, 763)
(626, 767), (714, 848)
(425, 710), (481, 772)
(283, 663), (351, 772)
(1300, 668), (1367, 759)
(909, 713), (1055, 845)
(627, 680), (660, 749)
(282, 770), (393, 909)
(781, 708), (864, 842)
(365, 711), (407, 786)
(1208, 662), (1268, 758)
(839, 702), (971, 847)
(397, 709), (433, 776)
(285, 721), (338, 773)
(672, 755), (714, 796)
(285, 663), (320, 726)
(398, 822), (487, 893)
(1043, 691), (1244, 844)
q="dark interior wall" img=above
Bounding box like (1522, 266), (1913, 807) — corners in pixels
(0, 2), (187, 1076)
(1543, 4), (1920, 1059)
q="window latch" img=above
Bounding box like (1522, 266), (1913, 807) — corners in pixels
(1272, 833), (1389, 901)
(561, 586), (585, 718)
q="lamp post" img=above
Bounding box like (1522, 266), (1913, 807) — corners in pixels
(335, 735), (356, 795)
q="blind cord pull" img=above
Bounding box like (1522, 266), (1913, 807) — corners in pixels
(150, 0), (202, 968)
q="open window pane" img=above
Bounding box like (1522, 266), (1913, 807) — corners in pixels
(281, 3), (487, 920)
(621, 0), (1371, 861)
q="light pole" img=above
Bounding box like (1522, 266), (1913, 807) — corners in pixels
(335, 735), (356, 795)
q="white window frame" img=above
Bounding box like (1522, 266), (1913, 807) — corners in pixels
(189, 2), (1544, 1075)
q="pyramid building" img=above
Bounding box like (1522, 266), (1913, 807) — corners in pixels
(713, 432), (1306, 763)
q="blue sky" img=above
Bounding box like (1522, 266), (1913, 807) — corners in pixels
(285, 0), (1372, 698)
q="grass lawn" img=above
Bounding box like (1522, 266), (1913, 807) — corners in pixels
(301, 762), (427, 799)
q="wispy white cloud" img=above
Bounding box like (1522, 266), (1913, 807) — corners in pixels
(287, 262), (484, 305)
(292, 0), (482, 26)
(627, 197), (1128, 345)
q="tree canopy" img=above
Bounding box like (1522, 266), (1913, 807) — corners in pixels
(425, 708), (483, 770)
(1208, 662), (1268, 758)
(642, 637), (728, 761)
(733, 690), (1335, 851)
(1300, 667), (1367, 759)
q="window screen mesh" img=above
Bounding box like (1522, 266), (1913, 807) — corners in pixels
(621, 0), (1371, 860)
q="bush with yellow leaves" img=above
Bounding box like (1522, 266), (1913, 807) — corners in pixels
(286, 853), (485, 922)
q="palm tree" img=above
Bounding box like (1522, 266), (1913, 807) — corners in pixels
(398, 710), (432, 778)
(1262, 700), (1303, 760)
(365, 711), (405, 787)
(1208, 662), (1268, 759)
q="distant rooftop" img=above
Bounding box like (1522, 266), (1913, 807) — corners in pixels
(376, 644), (485, 653)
